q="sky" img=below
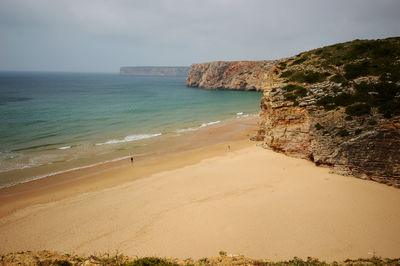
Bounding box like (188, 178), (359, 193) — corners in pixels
(0, 0), (399, 73)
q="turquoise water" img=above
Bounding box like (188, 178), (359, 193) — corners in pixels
(0, 72), (262, 186)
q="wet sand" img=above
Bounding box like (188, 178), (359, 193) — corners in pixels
(0, 117), (400, 261)
(0, 116), (257, 218)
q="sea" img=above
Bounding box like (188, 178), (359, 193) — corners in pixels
(0, 71), (262, 188)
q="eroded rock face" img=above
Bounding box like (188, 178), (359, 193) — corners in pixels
(255, 38), (400, 187)
(186, 61), (277, 91)
(187, 38), (400, 187)
(258, 85), (400, 187)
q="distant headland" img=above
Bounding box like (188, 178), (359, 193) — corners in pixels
(120, 66), (189, 76)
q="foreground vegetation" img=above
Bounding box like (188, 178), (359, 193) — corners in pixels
(2, 251), (400, 266)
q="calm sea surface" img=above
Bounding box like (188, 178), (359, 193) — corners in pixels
(0, 72), (262, 187)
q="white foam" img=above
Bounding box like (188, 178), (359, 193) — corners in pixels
(58, 146), (71, 150)
(176, 120), (221, 133)
(0, 155), (141, 190)
(236, 112), (243, 115)
(200, 120), (221, 127)
(95, 133), (161, 146)
(176, 127), (197, 133)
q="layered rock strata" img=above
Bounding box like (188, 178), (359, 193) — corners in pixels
(187, 38), (400, 187)
(186, 61), (277, 91)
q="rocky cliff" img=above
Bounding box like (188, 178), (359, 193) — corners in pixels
(120, 66), (189, 76)
(187, 37), (400, 187)
(186, 61), (277, 91)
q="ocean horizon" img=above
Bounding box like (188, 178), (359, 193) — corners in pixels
(0, 71), (262, 188)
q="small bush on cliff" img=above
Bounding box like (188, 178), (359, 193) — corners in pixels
(316, 93), (355, 111)
(305, 38), (400, 82)
(337, 129), (350, 137)
(344, 60), (373, 79)
(317, 81), (400, 117)
(278, 62), (287, 69)
(290, 57), (307, 66)
(329, 74), (347, 84)
(315, 123), (324, 130)
(345, 103), (371, 116)
(280, 70), (293, 78)
(284, 70), (330, 84)
(282, 84), (307, 103)
(282, 84), (307, 96)
(284, 93), (297, 101)
(368, 120), (377, 126)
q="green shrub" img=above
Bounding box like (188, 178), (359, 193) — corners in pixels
(53, 260), (72, 266)
(317, 93), (355, 110)
(380, 100), (400, 118)
(368, 120), (377, 125)
(317, 81), (400, 117)
(345, 115), (353, 121)
(282, 84), (303, 92)
(345, 103), (371, 116)
(280, 70), (330, 84)
(284, 93), (297, 101)
(315, 123), (324, 130)
(287, 71), (331, 84)
(282, 84), (307, 102)
(344, 61), (372, 79)
(307, 38), (400, 82)
(316, 96), (336, 110)
(294, 87), (308, 97)
(333, 93), (355, 106)
(278, 62), (287, 69)
(314, 49), (323, 55)
(127, 257), (178, 266)
(290, 57), (307, 66)
(355, 129), (362, 135)
(199, 257), (208, 263)
(337, 129), (349, 137)
(329, 74), (347, 84)
(320, 61), (336, 69)
(280, 70), (293, 78)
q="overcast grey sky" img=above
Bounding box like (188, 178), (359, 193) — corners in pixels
(0, 0), (399, 73)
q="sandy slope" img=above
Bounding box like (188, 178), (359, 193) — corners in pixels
(0, 140), (400, 261)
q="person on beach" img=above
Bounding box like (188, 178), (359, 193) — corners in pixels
(130, 157), (134, 165)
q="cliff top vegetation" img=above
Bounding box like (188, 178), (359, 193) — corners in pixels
(277, 37), (400, 119)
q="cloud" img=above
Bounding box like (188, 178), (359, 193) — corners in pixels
(0, 0), (399, 72)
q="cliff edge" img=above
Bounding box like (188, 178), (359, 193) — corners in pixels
(120, 66), (189, 76)
(186, 61), (277, 91)
(187, 37), (400, 187)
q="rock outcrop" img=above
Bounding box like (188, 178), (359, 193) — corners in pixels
(186, 61), (277, 91)
(120, 66), (189, 76)
(187, 37), (400, 187)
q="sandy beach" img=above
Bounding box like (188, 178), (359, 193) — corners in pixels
(0, 117), (400, 261)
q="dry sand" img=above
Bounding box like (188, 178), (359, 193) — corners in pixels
(0, 120), (400, 261)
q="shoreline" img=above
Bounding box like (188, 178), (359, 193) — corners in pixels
(0, 115), (259, 218)
(0, 114), (257, 190)
(1, 115), (400, 261)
